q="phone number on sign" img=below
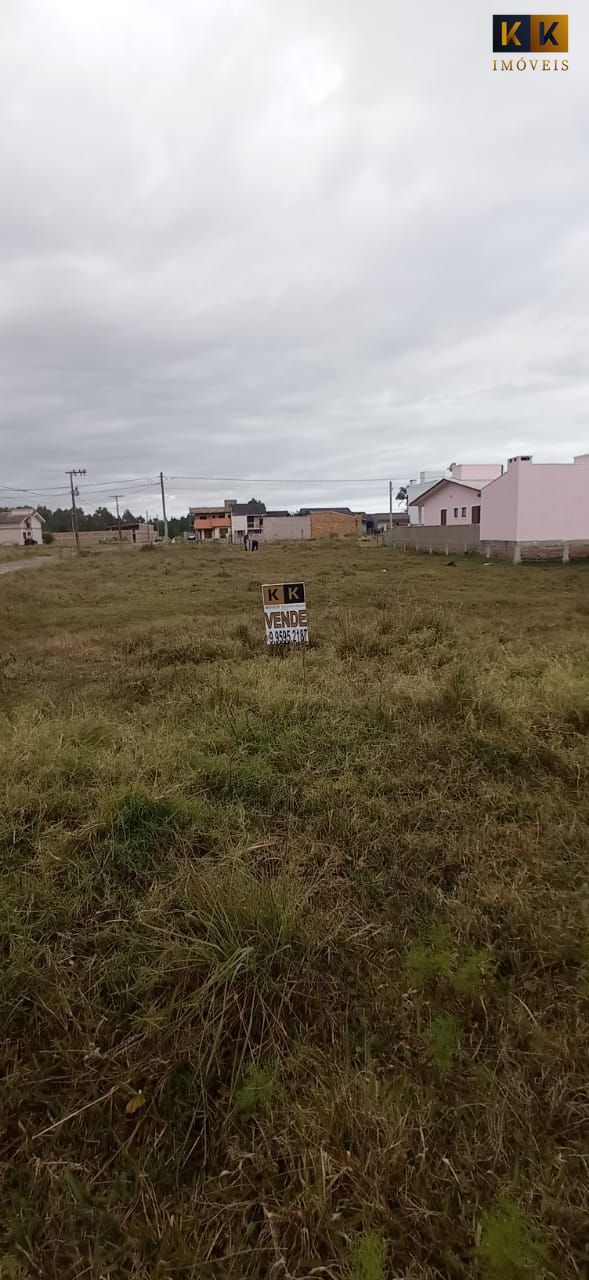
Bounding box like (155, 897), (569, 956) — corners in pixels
(266, 627), (309, 645)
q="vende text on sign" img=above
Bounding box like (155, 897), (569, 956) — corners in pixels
(262, 582), (309, 645)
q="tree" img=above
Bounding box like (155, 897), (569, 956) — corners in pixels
(165, 515), (190, 540)
(396, 486), (408, 510)
(37, 505), (73, 533)
(90, 506), (117, 530)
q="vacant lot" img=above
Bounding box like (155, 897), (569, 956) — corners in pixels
(0, 542), (587, 1279)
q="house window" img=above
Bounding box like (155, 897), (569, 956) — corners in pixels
(453, 508), (458, 518)
(461, 507), (467, 518)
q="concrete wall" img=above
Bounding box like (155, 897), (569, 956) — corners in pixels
(260, 515), (310, 542)
(516, 456), (589, 541)
(52, 526), (158, 547)
(481, 454), (589, 542)
(383, 525), (481, 553)
(416, 483), (482, 527)
(384, 526), (589, 563)
(309, 510), (362, 538)
(480, 461), (520, 541)
(486, 541), (589, 563)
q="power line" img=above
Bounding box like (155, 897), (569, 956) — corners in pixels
(0, 475), (155, 496)
(169, 474), (408, 484)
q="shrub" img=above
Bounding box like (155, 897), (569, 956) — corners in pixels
(477, 1198), (548, 1279)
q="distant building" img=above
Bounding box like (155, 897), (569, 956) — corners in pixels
(409, 463), (503, 527)
(0, 507), (45, 546)
(299, 506), (356, 517)
(407, 471), (449, 525)
(189, 499), (236, 541)
(481, 454), (589, 546)
(302, 509), (362, 538)
(230, 503), (308, 543)
(385, 453), (589, 562)
(230, 500), (267, 543)
(50, 522), (158, 548)
(365, 512), (409, 534)
(259, 515), (310, 542)
(189, 500), (363, 543)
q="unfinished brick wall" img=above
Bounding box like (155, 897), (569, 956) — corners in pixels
(52, 528), (157, 547)
(520, 544), (563, 562)
(309, 511), (362, 539)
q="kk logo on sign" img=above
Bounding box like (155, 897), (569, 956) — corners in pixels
(493, 14), (568, 51)
(262, 583), (305, 607)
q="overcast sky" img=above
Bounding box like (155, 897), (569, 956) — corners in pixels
(1, 0), (587, 517)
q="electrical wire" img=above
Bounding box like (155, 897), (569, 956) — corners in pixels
(169, 475), (407, 485)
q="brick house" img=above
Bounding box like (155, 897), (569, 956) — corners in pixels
(299, 508), (362, 538)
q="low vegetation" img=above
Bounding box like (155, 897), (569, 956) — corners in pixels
(0, 542), (587, 1277)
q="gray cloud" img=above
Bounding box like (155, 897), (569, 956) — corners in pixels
(1, 0), (587, 515)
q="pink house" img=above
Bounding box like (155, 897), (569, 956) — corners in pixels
(409, 463), (503, 527)
(481, 454), (589, 545)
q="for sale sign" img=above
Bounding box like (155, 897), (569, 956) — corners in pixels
(262, 582), (308, 645)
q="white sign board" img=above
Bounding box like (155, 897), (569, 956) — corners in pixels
(262, 582), (308, 645)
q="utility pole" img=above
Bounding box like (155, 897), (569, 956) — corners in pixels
(66, 468), (86, 552)
(389, 480), (393, 531)
(160, 471), (169, 542)
(146, 510), (150, 542)
(111, 494), (123, 541)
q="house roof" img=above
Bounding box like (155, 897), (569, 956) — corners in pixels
(189, 506), (229, 515)
(299, 506), (356, 516)
(231, 501), (267, 515)
(367, 512), (409, 522)
(264, 510), (291, 518)
(0, 506), (45, 526)
(409, 479), (482, 507)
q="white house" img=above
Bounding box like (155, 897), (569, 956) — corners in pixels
(0, 507), (45, 546)
(409, 465), (504, 526)
(407, 471), (449, 524)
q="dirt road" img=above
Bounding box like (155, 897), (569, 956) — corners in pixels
(0, 556), (52, 576)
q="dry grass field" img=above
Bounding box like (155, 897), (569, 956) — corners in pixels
(0, 541), (588, 1279)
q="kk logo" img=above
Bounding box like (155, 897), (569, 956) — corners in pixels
(262, 582), (306, 607)
(492, 14), (568, 52)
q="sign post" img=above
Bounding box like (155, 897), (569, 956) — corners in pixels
(262, 582), (309, 646)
